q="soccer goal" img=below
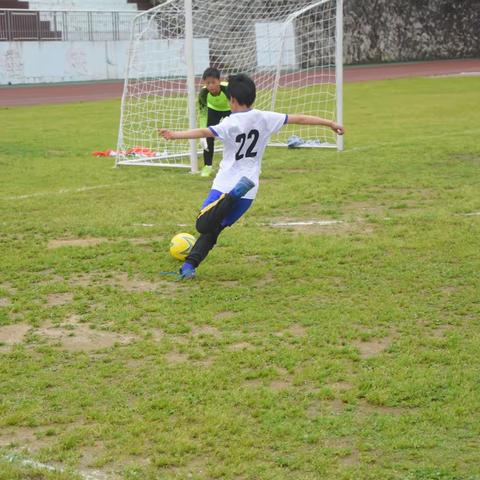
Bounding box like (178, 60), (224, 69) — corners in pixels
(116, 0), (343, 171)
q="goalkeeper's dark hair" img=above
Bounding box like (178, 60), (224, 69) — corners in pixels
(227, 73), (256, 107)
(202, 67), (221, 80)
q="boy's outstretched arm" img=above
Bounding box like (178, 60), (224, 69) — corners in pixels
(287, 114), (345, 135)
(159, 128), (214, 140)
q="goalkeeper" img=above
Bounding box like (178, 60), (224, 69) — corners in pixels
(198, 67), (231, 177)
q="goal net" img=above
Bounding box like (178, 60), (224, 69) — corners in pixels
(116, 0), (343, 170)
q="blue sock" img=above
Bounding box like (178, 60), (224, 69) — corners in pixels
(229, 177), (255, 199)
(181, 261), (195, 272)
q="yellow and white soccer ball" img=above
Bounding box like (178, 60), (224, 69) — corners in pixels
(169, 233), (196, 261)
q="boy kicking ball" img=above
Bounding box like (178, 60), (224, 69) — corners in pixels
(159, 73), (344, 279)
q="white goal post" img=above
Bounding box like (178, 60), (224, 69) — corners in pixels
(116, 0), (343, 171)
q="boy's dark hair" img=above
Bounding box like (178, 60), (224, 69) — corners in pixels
(202, 67), (221, 80)
(226, 73), (256, 107)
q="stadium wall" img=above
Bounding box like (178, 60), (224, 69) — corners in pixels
(0, 38), (209, 84)
(144, 0), (479, 64)
(344, 0), (480, 64)
(0, 41), (129, 84)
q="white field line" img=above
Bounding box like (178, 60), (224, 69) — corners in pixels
(139, 212), (477, 231)
(4, 451), (111, 480)
(2, 184), (124, 201)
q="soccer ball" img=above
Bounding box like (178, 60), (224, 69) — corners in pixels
(169, 233), (195, 261)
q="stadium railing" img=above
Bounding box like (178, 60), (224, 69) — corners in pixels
(0, 8), (139, 41)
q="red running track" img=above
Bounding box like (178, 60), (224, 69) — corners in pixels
(1, 58), (479, 107)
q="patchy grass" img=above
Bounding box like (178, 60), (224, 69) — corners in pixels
(0, 76), (480, 479)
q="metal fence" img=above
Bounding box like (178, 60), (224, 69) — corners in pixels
(0, 9), (141, 41)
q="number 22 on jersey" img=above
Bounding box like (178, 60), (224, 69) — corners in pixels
(235, 129), (259, 160)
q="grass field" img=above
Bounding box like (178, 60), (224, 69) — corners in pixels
(0, 76), (480, 480)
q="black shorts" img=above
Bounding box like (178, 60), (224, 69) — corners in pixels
(207, 108), (230, 127)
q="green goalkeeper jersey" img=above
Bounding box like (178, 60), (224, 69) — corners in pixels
(198, 82), (230, 128)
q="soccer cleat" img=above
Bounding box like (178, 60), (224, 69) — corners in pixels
(200, 165), (213, 177)
(229, 176), (255, 199)
(179, 262), (196, 280)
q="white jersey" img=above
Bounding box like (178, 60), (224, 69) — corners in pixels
(209, 109), (288, 200)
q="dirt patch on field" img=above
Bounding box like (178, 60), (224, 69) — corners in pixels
(171, 456), (209, 480)
(328, 438), (360, 466)
(227, 341), (253, 351)
(343, 192), (435, 219)
(268, 379), (291, 391)
(77, 442), (108, 470)
(114, 273), (160, 292)
(357, 399), (406, 416)
(127, 236), (165, 246)
(244, 372), (293, 391)
(352, 335), (394, 359)
(0, 323), (31, 351)
(219, 280), (240, 288)
(431, 324), (454, 338)
(332, 438), (361, 467)
(254, 271), (274, 287)
(215, 311), (234, 320)
(164, 350), (188, 364)
(329, 380), (353, 391)
(244, 378), (263, 388)
(450, 153), (480, 164)
(196, 357), (215, 367)
(339, 451), (360, 466)
(274, 323), (307, 338)
(149, 328), (164, 341)
(307, 398), (347, 418)
(0, 282), (17, 295)
(385, 187), (437, 200)
(0, 427), (52, 450)
(191, 325), (221, 337)
(46, 292), (73, 306)
(69, 273), (95, 287)
(101, 273), (179, 294)
(440, 285), (460, 296)
(328, 398), (346, 414)
(342, 201), (386, 218)
(48, 237), (109, 249)
(36, 316), (134, 351)
(48, 236), (166, 251)
(0, 297), (12, 306)
(37, 269), (65, 286)
(69, 272), (178, 293)
(306, 400), (322, 419)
